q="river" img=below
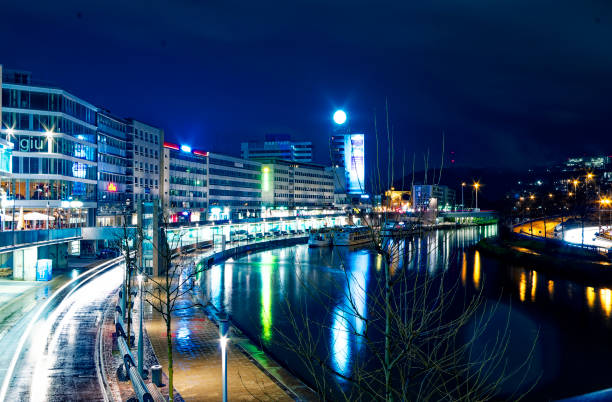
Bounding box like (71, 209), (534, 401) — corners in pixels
(202, 225), (612, 400)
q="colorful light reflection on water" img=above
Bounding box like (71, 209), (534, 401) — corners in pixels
(200, 224), (612, 400)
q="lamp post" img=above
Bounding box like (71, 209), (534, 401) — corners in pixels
(473, 182), (480, 211)
(461, 182), (466, 211)
(219, 314), (230, 402)
(137, 273), (145, 378)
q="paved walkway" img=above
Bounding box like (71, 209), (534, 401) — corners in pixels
(144, 290), (294, 401)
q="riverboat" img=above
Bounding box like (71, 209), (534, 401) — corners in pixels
(308, 228), (333, 247)
(333, 226), (372, 246)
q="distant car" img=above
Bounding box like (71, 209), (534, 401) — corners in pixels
(280, 231), (288, 236)
(255, 233), (264, 239)
(289, 230), (297, 235)
(246, 234), (255, 241)
(264, 232), (273, 238)
(97, 248), (119, 259)
(272, 231), (282, 237)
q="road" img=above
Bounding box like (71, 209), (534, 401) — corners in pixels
(0, 263), (122, 402)
(564, 227), (612, 249)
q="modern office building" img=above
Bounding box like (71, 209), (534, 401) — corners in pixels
(207, 152), (262, 220)
(412, 184), (456, 211)
(330, 133), (365, 195)
(127, 119), (162, 205)
(161, 142), (208, 223)
(1, 68), (98, 228)
(96, 110), (129, 226)
(259, 159), (334, 212)
(241, 134), (313, 162)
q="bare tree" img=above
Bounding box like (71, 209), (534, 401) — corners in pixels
(111, 206), (143, 348)
(142, 214), (210, 402)
(276, 103), (537, 401)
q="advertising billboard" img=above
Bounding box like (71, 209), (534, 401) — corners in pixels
(344, 134), (365, 194)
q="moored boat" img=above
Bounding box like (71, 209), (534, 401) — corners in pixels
(308, 228), (333, 247)
(333, 226), (372, 246)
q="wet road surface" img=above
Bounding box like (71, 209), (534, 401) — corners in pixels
(1, 265), (122, 401)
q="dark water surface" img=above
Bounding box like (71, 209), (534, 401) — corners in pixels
(202, 225), (612, 400)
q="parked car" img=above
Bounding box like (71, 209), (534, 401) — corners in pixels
(255, 233), (264, 239)
(246, 234), (255, 241)
(264, 232), (273, 238)
(280, 231), (288, 236)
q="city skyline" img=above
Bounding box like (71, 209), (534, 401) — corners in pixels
(2, 1), (610, 171)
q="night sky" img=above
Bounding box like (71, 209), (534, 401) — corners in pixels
(2, 1), (611, 173)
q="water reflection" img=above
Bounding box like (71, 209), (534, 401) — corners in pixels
(331, 250), (369, 377)
(200, 224), (612, 399)
(473, 250), (481, 289)
(260, 254), (274, 341)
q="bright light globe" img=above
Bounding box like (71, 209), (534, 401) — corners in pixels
(333, 110), (347, 125)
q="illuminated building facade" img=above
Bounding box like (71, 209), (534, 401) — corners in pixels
(96, 110), (129, 225)
(412, 184), (456, 211)
(259, 159), (334, 211)
(330, 133), (366, 196)
(127, 119), (162, 204)
(207, 152), (262, 220)
(161, 142), (208, 223)
(1, 68), (97, 228)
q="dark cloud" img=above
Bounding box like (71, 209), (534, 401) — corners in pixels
(1, 0), (611, 174)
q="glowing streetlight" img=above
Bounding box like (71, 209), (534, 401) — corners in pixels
(137, 273), (145, 378)
(529, 194), (535, 200)
(333, 110), (347, 125)
(219, 314), (230, 402)
(461, 182), (466, 211)
(473, 182), (480, 210)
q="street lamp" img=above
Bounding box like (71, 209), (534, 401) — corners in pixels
(473, 182), (480, 210)
(219, 314), (230, 402)
(461, 182), (466, 211)
(137, 273), (145, 378)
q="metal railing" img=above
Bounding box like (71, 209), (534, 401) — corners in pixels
(0, 227), (81, 249)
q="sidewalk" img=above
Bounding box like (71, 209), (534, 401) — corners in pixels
(143, 291), (294, 401)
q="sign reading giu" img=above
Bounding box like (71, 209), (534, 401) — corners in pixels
(19, 137), (47, 152)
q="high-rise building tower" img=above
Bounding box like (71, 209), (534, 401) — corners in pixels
(329, 110), (365, 196)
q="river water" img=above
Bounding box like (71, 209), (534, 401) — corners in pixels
(202, 225), (612, 400)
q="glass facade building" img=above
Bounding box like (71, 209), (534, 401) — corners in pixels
(96, 110), (129, 226)
(1, 69), (97, 229)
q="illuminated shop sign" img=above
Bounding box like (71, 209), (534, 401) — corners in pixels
(19, 137), (47, 152)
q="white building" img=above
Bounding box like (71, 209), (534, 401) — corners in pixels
(127, 119), (162, 205)
(161, 142), (208, 223)
(207, 152), (262, 220)
(260, 159), (334, 212)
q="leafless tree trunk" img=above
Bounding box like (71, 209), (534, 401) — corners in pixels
(112, 208), (143, 348)
(142, 214), (210, 401)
